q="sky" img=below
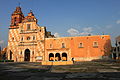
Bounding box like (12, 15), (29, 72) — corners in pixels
(0, 0), (120, 48)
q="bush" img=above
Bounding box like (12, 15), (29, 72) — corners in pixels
(0, 60), (14, 62)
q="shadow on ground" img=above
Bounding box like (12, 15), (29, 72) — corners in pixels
(0, 61), (120, 80)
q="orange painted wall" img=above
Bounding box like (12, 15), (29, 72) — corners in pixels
(45, 35), (111, 61)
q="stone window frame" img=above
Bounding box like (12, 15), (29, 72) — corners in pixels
(12, 37), (14, 41)
(50, 44), (52, 48)
(21, 25), (23, 30)
(78, 42), (84, 48)
(93, 41), (98, 48)
(14, 17), (17, 25)
(27, 36), (31, 40)
(21, 36), (24, 41)
(27, 24), (31, 30)
(20, 51), (22, 55)
(62, 43), (65, 48)
(33, 35), (36, 40)
(32, 51), (34, 55)
(101, 36), (104, 39)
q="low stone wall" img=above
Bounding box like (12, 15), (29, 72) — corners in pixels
(73, 57), (102, 61)
(42, 61), (73, 65)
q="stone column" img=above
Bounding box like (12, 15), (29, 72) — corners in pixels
(60, 53), (62, 61)
(54, 53), (55, 61)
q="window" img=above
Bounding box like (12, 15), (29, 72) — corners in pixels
(21, 26), (23, 30)
(101, 37), (104, 39)
(12, 37), (14, 41)
(118, 47), (120, 52)
(32, 51), (34, 55)
(21, 37), (23, 41)
(119, 42), (120, 45)
(10, 51), (12, 60)
(27, 36), (30, 40)
(79, 43), (83, 48)
(62, 43), (65, 48)
(50, 44), (52, 48)
(20, 51), (22, 55)
(93, 42), (98, 47)
(14, 17), (17, 25)
(33, 36), (35, 40)
(28, 19), (31, 22)
(27, 24), (31, 30)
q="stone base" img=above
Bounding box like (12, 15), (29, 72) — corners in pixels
(42, 61), (73, 65)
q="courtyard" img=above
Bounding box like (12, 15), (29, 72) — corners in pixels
(0, 60), (120, 80)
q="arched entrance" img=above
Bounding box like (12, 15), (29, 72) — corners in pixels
(62, 53), (67, 61)
(10, 50), (12, 60)
(55, 53), (61, 61)
(24, 49), (30, 61)
(49, 53), (54, 61)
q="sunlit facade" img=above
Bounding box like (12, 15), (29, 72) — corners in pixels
(7, 6), (112, 65)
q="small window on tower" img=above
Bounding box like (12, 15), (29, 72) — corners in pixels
(27, 24), (31, 30)
(14, 17), (17, 25)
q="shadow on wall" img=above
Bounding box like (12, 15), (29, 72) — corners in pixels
(102, 39), (112, 59)
(92, 39), (112, 61)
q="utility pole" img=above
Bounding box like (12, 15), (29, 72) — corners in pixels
(115, 41), (119, 60)
(0, 46), (1, 60)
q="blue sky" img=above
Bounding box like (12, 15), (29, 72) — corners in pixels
(0, 0), (120, 48)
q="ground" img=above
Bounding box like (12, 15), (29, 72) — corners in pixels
(0, 61), (120, 80)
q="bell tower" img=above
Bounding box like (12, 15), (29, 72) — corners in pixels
(22, 10), (37, 23)
(10, 6), (24, 28)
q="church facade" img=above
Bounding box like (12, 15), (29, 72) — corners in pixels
(7, 6), (112, 65)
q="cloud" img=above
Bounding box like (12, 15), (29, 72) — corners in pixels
(79, 27), (93, 36)
(0, 40), (4, 44)
(54, 32), (60, 37)
(67, 27), (93, 36)
(116, 20), (120, 24)
(67, 28), (79, 36)
(83, 27), (93, 32)
(79, 32), (91, 36)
